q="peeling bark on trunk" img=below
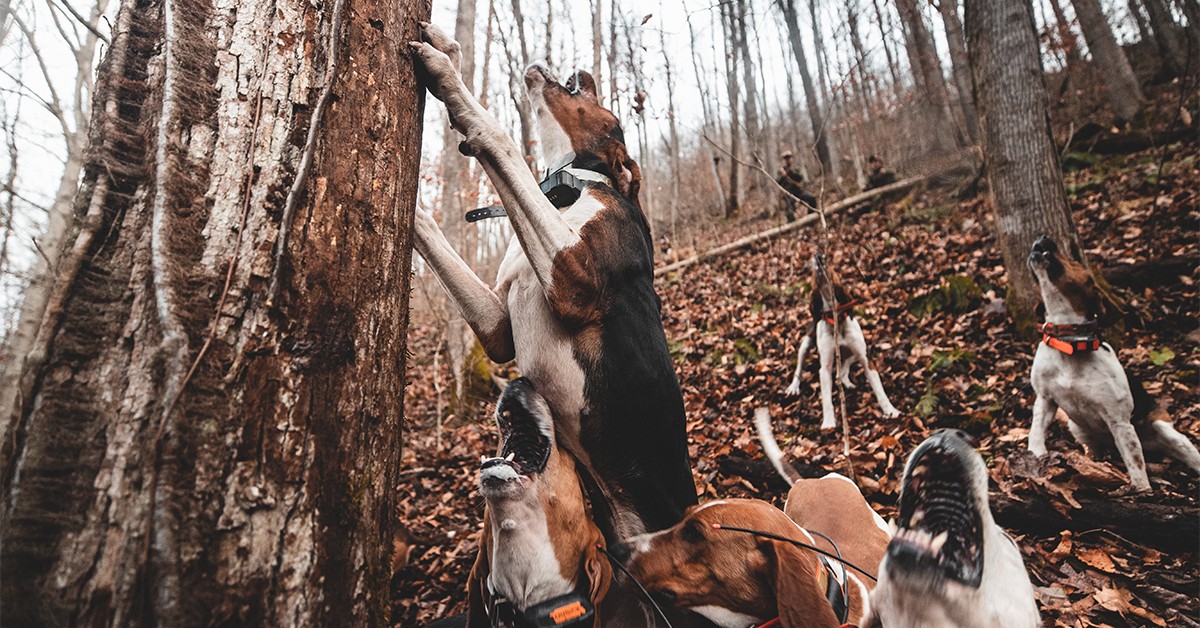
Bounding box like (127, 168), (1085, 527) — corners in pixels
(1071, 0), (1145, 121)
(966, 0), (1084, 324)
(0, 0), (429, 624)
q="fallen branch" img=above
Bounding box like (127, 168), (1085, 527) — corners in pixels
(654, 175), (926, 277)
(990, 490), (1198, 552)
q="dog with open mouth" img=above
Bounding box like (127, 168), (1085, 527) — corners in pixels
(864, 429), (1039, 628)
(467, 378), (613, 628)
(1026, 235), (1200, 491)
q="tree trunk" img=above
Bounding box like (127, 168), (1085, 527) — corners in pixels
(592, 0), (603, 101)
(896, 0), (964, 150)
(965, 0), (1084, 324)
(0, 0), (428, 624)
(721, 0), (741, 217)
(870, 0), (905, 93)
(1047, 0), (1084, 67)
(736, 0), (763, 170)
(778, 0), (834, 177)
(440, 0), (478, 409)
(1071, 0), (1145, 121)
(1140, 0), (1190, 76)
(937, 0), (981, 143)
(660, 27), (681, 236)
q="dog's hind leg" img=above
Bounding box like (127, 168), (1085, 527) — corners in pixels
(1108, 419), (1152, 492)
(1028, 396), (1057, 457)
(845, 320), (898, 418)
(1144, 420), (1200, 475)
(414, 207), (515, 362)
(411, 25), (598, 320)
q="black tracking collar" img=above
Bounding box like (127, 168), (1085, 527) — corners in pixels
(486, 587), (595, 628)
(466, 151), (614, 222)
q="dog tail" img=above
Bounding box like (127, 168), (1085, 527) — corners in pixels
(754, 408), (801, 486)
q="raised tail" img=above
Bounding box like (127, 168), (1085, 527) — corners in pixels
(754, 407), (801, 486)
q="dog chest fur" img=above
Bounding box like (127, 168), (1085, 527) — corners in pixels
(1031, 343), (1133, 437)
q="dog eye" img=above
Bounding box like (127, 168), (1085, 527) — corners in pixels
(680, 520), (704, 543)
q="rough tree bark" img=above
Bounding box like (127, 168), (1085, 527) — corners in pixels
(1070, 0), (1145, 121)
(0, 0), (108, 451)
(935, 0), (981, 143)
(778, 0), (834, 177)
(0, 0), (428, 624)
(592, 0), (603, 100)
(966, 0), (1085, 323)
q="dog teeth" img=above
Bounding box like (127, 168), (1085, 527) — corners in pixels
(504, 452), (515, 461)
(930, 531), (949, 554)
(887, 518), (898, 536)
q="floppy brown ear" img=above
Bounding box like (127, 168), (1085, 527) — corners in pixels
(467, 525), (493, 628)
(584, 540), (613, 605)
(761, 539), (841, 628)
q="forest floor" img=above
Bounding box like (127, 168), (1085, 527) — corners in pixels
(392, 134), (1199, 626)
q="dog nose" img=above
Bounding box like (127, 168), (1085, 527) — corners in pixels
(1031, 235), (1054, 253)
(608, 542), (632, 563)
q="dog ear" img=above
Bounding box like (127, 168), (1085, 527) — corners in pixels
(584, 539), (613, 605)
(760, 539), (841, 628)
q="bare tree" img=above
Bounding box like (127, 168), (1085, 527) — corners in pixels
(778, 0), (834, 176)
(896, 0), (964, 150)
(966, 0), (1085, 322)
(934, 0), (981, 143)
(592, 0), (603, 100)
(1071, 0), (1145, 121)
(720, 0), (742, 216)
(0, 0), (428, 623)
(440, 0), (479, 407)
(1140, 0), (1190, 76)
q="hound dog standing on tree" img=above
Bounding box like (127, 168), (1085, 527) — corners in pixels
(785, 254), (900, 430)
(409, 24), (696, 539)
(864, 430), (1040, 628)
(1026, 236), (1200, 492)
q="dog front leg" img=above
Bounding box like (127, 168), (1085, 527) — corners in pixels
(414, 207), (515, 363)
(817, 327), (838, 430)
(411, 26), (597, 321)
(785, 334), (813, 396)
(1027, 396), (1056, 457)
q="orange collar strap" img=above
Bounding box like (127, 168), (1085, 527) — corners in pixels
(1039, 322), (1101, 355)
(822, 299), (860, 325)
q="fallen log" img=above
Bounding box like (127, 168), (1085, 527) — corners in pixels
(990, 490), (1198, 552)
(654, 175), (929, 277)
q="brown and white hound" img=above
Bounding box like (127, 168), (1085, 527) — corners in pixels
(1027, 236), (1200, 491)
(467, 378), (612, 628)
(864, 430), (1039, 628)
(410, 24), (696, 537)
(610, 454), (889, 628)
(784, 254), (899, 430)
